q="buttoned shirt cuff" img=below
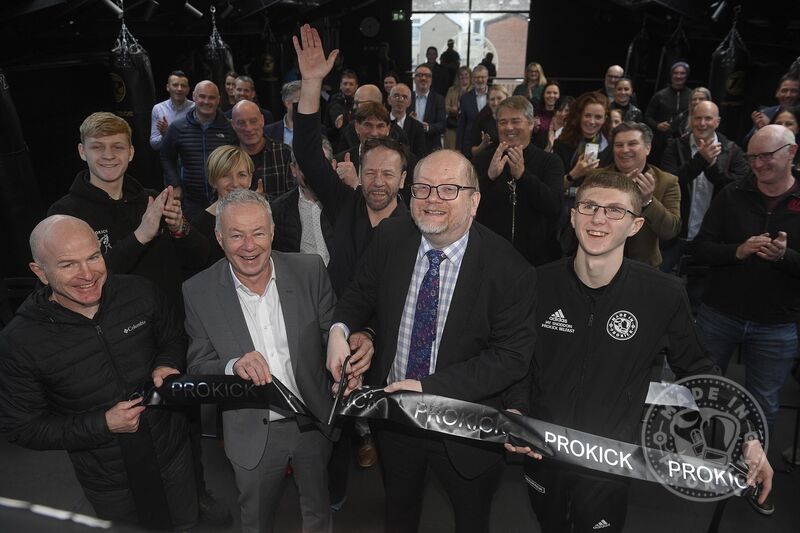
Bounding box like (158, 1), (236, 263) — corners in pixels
(330, 323), (350, 339)
(224, 358), (239, 376)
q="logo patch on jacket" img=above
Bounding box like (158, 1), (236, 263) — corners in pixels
(541, 308), (575, 333)
(124, 320), (146, 334)
(606, 310), (637, 341)
(95, 229), (112, 254)
(788, 198), (800, 212)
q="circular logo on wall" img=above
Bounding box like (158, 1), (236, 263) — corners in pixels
(109, 72), (126, 103)
(641, 375), (768, 502)
(606, 310), (638, 341)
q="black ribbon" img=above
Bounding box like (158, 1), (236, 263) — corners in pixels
(335, 387), (752, 498)
(141, 375), (315, 419)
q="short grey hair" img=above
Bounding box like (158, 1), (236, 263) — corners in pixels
(473, 65), (488, 75)
(281, 80), (302, 102)
(496, 95), (534, 122)
(215, 188), (273, 233)
(611, 121), (653, 145)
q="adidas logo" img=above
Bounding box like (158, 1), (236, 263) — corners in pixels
(592, 519), (611, 529)
(541, 308), (575, 334)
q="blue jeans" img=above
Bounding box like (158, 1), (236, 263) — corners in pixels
(696, 304), (798, 433)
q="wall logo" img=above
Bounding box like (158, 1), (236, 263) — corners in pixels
(641, 375), (768, 502)
(606, 310), (637, 341)
(541, 308), (574, 334)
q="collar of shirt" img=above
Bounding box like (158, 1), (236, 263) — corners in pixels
(390, 112), (406, 128)
(283, 116), (293, 133)
(298, 188), (321, 209)
(418, 230), (469, 269)
(229, 259), (276, 298)
(169, 99), (193, 113)
(415, 91), (429, 99)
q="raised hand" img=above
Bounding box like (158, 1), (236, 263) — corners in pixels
(293, 24), (339, 82)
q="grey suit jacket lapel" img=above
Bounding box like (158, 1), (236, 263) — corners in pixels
(215, 259), (256, 356)
(272, 253), (300, 373)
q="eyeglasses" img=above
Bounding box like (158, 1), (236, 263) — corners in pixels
(414, 73), (432, 79)
(391, 93), (410, 100)
(411, 183), (476, 201)
(745, 144), (792, 164)
(575, 201), (639, 220)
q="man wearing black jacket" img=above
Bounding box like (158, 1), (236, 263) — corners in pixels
(0, 215), (197, 529)
(506, 172), (772, 532)
(160, 80), (237, 219)
(47, 112), (228, 526)
(660, 101), (750, 273)
(474, 96), (564, 266)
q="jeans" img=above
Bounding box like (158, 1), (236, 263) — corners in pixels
(696, 304), (798, 434)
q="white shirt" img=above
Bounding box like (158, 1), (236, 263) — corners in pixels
(225, 261), (304, 420)
(150, 98), (194, 150)
(389, 231), (470, 384)
(390, 112), (407, 129)
(687, 133), (717, 240)
(475, 88), (488, 112)
(298, 188), (330, 266)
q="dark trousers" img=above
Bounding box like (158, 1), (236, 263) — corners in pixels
(376, 423), (504, 533)
(524, 459), (629, 533)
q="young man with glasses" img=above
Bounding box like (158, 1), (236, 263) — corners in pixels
(505, 171), (773, 532)
(692, 126), (799, 514)
(474, 96), (564, 266)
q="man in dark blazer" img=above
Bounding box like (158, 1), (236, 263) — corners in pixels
(264, 80), (301, 146)
(328, 148), (537, 533)
(183, 189), (363, 533)
(410, 64), (447, 156)
(388, 82), (426, 160)
(456, 65), (490, 157)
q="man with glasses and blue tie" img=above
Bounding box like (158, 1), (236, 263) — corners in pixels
(327, 144), (537, 533)
(691, 124), (799, 515)
(504, 171), (773, 532)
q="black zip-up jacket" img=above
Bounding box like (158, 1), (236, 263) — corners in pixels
(644, 86), (692, 131)
(294, 108), (409, 296)
(508, 258), (716, 442)
(48, 171), (210, 313)
(661, 132), (751, 238)
(159, 108), (237, 205)
(691, 177), (800, 323)
(0, 275), (196, 525)
(473, 142), (564, 266)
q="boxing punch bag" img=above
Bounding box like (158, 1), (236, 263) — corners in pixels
(625, 18), (650, 103)
(655, 18), (690, 91)
(708, 6), (750, 142)
(0, 68), (44, 277)
(109, 18), (158, 188)
(204, 6), (235, 93)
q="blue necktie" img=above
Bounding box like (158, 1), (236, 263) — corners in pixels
(406, 250), (445, 380)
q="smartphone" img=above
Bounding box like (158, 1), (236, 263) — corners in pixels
(584, 143), (600, 163)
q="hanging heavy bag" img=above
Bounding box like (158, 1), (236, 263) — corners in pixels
(708, 7), (750, 141)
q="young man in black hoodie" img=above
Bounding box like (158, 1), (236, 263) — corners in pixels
(506, 171), (773, 532)
(47, 111), (230, 526)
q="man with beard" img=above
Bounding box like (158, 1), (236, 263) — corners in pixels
(294, 26), (412, 510)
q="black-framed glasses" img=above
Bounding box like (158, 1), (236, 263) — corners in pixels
(745, 144), (792, 164)
(575, 201), (640, 220)
(411, 183), (476, 201)
(414, 72), (432, 79)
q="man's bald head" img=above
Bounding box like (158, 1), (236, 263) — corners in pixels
(30, 215), (96, 265)
(354, 84), (383, 106)
(751, 124), (796, 148)
(232, 99), (261, 121)
(194, 80), (219, 97)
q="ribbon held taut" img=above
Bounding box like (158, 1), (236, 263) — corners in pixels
(334, 387), (754, 499)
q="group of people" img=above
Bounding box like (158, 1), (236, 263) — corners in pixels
(0, 21), (796, 533)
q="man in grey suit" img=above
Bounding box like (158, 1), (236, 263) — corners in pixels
(183, 188), (367, 532)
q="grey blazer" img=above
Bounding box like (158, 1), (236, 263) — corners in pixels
(183, 251), (336, 470)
